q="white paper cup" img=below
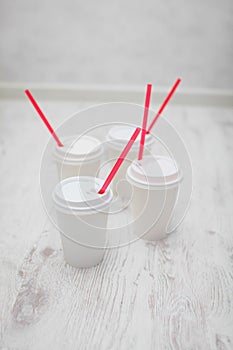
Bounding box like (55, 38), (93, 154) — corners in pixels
(105, 126), (155, 196)
(53, 176), (113, 268)
(126, 156), (183, 241)
(54, 135), (104, 180)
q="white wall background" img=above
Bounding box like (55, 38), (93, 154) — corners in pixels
(0, 0), (233, 89)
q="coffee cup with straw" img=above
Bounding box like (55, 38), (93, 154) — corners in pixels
(52, 127), (141, 268)
(103, 84), (154, 198)
(126, 79), (183, 241)
(25, 90), (104, 181)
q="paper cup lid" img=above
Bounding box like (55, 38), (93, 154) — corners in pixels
(53, 176), (112, 211)
(106, 125), (154, 150)
(54, 135), (103, 162)
(127, 156), (182, 188)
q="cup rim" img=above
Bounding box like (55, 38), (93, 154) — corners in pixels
(126, 156), (183, 190)
(53, 135), (104, 164)
(53, 176), (113, 214)
(106, 125), (155, 151)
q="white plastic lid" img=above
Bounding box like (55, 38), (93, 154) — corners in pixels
(53, 176), (112, 212)
(127, 156), (182, 188)
(54, 135), (103, 163)
(106, 125), (154, 150)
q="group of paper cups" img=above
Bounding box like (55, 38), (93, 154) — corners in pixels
(52, 125), (182, 268)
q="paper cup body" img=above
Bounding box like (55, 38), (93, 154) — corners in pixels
(126, 156), (182, 241)
(53, 176), (112, 268)
(54, 135), (104, 180)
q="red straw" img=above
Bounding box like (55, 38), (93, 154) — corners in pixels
(147, 78), (181, 133)
(98, 127), (141, 194)
(138, 84), (152, 160)
(25, 89), (63, 147)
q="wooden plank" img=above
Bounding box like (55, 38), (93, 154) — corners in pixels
(0, 102), (233, 349)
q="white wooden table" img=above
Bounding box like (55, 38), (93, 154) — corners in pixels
(0, 100), (233, 349)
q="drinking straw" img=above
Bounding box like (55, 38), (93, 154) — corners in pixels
(98, 127), (141, 194)
(138, 84), (152, 161)
(25, 89), (63, 147)
(147, 78), (181, 133)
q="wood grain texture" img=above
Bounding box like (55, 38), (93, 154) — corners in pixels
(0, 101), (233, 350)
